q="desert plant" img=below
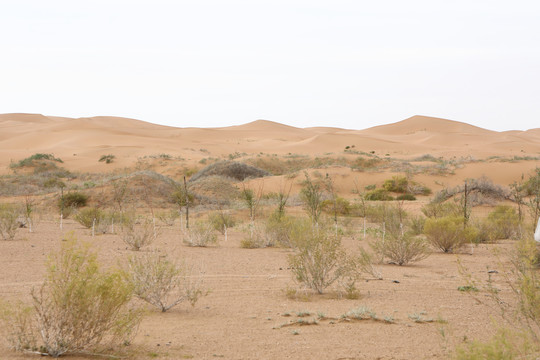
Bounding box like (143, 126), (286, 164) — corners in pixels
(208, 211), (235, 234)
(74, 207), (105, 229)
(98, 154), (115, 164)
(58, 191), (88, 218)
(424, 216), (475, 253)
(288, 221), (355, 294)
(121, 218), (157, 251)
(0, 203), (19, 241)
(300, 172), (324, 225)
(365, 188), (393, 201)
(156, 209), (179, 226)
(421, 201), (461, 218)
(372, 231), (430, 266)
(123, 253), (206, 312)
(183, 221), (217, 247)
(1, 238), (141, 357)
(486, 205), (521, 240)
(396, 194), (416, 201)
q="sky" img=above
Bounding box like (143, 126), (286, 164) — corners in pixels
(1, 0), (539, 131)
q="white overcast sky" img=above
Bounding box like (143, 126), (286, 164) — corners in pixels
(1, 0), (539, 131)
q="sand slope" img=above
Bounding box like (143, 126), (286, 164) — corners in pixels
(1, 113), (539, 174)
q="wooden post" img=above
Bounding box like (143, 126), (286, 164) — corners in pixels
(184, 176), (189, 229)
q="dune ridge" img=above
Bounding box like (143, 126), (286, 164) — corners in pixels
(1, 113), (539, 173)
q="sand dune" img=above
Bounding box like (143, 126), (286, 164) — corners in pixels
(1, 113), (539, 176)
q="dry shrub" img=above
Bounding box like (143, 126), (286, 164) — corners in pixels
(189, 160), (269, 182)
(0, 203), (19, 241)
(1, 238), (141, 357)
(288, 221), (360, 294)
(184, 221), (217, 247)
(421, 201), (461, 218)
(123, 253), (206, 312)
(121, 218), (157, 251)
(156, 209), (179, 226)
(486, 205), (521, 240)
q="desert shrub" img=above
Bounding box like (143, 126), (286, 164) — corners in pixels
(288, 221), (357, 294)
(0, 203), (19, 241)
(184, 221), (217, 247)
(189, 160), (269, 182)
(433, 176), (510, 205)
(1, 238), (141, 357)
(300, 172), (324, 224)
(74, 207), (105, 229)
(10, 153), (63, 169)
(123, 253), (206, 312)
(121, 218), (157, 251)
(372, 232), (430, 266)
(321, 197), (352, 216)
(264, 213), (298, 247)
(382, 176), (409, 193)
(98, 154), (115, 164)
(365, 203), (407, 224)
(409, 215), (425, 235)
(208, 211), (235, 234)
(382, 175), (432, 195)
(156, 209), (179, 226)
(486, 205), (521, 240)
(59, 191), (88, 210)
(421, 201), (461, 218)
(365, 189), (393, 201)
(453, 328), (535, 360)
(188, 175), (239, 203)
(424, 216), (475, 253)
(396, 194), (416, 201)
(240, 221), (275, 249)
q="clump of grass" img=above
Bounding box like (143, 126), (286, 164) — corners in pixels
(98, 154), (115, 164)
(0, 203), (20, 241)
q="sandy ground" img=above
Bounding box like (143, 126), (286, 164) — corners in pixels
(0, 216), (518, 360)
(1, 113), (539, 358)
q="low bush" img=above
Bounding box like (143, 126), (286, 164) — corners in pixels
(372, 232), (430, 266)
(121, 218), (157, 251)
(396, 194), (416, 201)
(184, 221), (217, 247)
(0, 203), (19, 241)
(98, 154), (115, 164)
(156, 209), (179, 226)
(321, 197), (352, 216)
(208, 211), (236, 234)
(58, 192), (88, 216)
(0, 238), (141, 357)
(421, 201), (461, 218)
(74, 207), (105, 229)
(424, 216), (475, 253)
(123, 253), (206, 312)
(288, 221), (358, 294)
(365, 189), (393, 201)
(486, 205), (521, 240)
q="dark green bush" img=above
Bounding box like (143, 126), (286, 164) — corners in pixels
(396, 194), (416, 201)
(365, 189), (393, 201)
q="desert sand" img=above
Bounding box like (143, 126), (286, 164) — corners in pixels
(1, 113), (540, 359)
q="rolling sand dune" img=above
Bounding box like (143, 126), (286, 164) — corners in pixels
(1, 113), (539, 183)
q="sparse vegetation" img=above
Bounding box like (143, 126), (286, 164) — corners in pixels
(183, 221), (217, 247)
(121, 217), (157, 251)
(123, 253), (206, 312)
(424, 216), (475, 253)
(98, 154), (115, 164)
(1, 238), (141, 357)
(0, 203), (19, 241)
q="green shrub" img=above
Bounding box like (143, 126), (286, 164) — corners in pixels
(59, 191), (88, 209)
(0, 203), (19, 241)
(1, 238), (141, 357)
(421, 201), (461, 218)
(365, 189), (393, 201)
(156, 209), (179, 226)
(10, 153), (63, 169)
(487, 205), (520, 240)
(98, 154), (115, 164)
(208, 211), (235, 234)
(372, 232), (430, 266)
(321, 197), (352, 216)
(424, 216), (473, 253)
(396, 194), (416, 201)
(74, 207), (105, 229)
(382, 176), (409, 193)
